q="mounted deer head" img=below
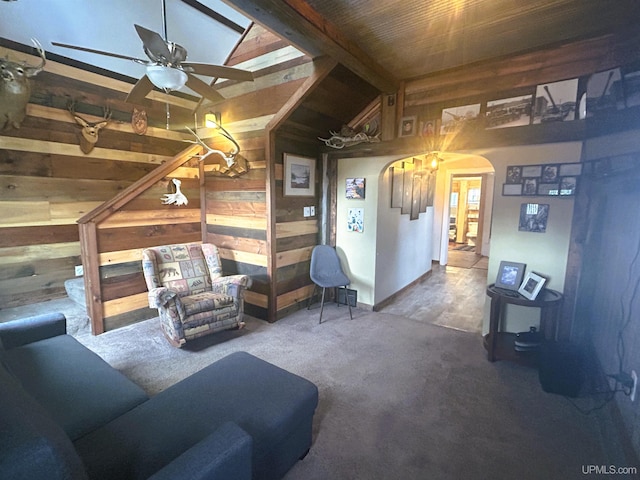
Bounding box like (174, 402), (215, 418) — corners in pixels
(0, 38), (46, 130)
(68, 101), (112, 153)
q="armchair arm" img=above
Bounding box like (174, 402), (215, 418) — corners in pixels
(148, 422), (252, 480)
(147, 287), (178, 308)
(0, 313), (66, 349)
(211, 275), (252, 296)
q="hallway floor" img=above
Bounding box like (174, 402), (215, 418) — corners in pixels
(379, 263), (488, 334)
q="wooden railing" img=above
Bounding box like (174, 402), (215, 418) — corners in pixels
(78, 144), (203, 334)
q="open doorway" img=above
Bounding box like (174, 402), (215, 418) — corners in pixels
(449, 176), (483, 253)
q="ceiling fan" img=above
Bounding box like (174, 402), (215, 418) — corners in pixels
(51, 0), (253, 104)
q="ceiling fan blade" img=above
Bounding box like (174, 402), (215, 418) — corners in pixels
(134, 24), (172, 61)
(52, 41), (148, 63)
(185, 74), (226, 104)
(181, 63), (254, 82)
(125, 75), (154, 104)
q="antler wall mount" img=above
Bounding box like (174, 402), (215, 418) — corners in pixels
(68, 101), (112, 154)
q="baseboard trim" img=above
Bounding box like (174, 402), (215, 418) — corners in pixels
(372, 270), (433, 312)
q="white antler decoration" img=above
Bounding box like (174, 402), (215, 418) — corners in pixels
(161, 178), (188, 206)
(184, 126), (239, 167)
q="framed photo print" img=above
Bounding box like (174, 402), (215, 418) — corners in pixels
(346, 178), (366, 199)
(518, 272), (547, 300)
(347, 208), (364, 233)
(399, 116), (417, 137)
(283, 154), (315, 197)
(495, 261), (526, 291)
(541, 164), (559, 183)
(506, 165), (523, 184)
(503, 183), (523, 196)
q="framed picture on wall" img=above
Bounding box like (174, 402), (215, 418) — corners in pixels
(347, 208), (364, 233)
(346, 178), (366, 199)
(283, 153), (315, 197)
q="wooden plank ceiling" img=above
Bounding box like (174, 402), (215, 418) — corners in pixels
(227, 0), (640, 87)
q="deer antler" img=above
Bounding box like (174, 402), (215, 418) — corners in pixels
(24, 38), (46, 77)
(184, 126), (238, 167)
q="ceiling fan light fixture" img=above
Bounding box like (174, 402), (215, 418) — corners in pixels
(146, 65), (187, 90)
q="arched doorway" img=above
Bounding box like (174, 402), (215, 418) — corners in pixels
(432, 154), (495, 267)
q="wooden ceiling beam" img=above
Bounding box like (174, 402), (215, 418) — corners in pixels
(222, 0), (399, 93)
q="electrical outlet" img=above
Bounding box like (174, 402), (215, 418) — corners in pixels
(310, 206), (316, 216)
(632, 370), (637, 402)
(74, 265), (83, 276)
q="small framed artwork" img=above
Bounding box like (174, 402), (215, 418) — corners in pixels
(537, 183), (560, 196)
(522, 178), (538, 196)
(495, 261), (526, 291)
(506, 166), (523, 184)
(283, 153), (315, 197)
(519, 203), (549, 233)
(503, 183), (523, 196)
(541, 164), (559, 183)
(560, 176), (578, 196)
(399, 116), (417, 137)
(521, 165), (542, 178)
(518, 272), (547, 300)
(347, 208), (364, 233)
(559, 163), (583, 176)
(346, 178), (366, 199)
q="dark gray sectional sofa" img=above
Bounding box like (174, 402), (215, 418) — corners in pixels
(0, 313), (318, 480)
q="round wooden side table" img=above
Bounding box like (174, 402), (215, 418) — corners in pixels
(484, 284), (563, 366)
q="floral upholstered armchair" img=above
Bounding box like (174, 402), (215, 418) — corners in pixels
(141, 243), (252, 347)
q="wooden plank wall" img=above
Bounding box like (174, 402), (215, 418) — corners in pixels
(0, 43), (194, 314)
(201, 24), (316, 321)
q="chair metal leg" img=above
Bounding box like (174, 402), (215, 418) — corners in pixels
(343, 286), (353, 320)
(319, 287), (326, 324)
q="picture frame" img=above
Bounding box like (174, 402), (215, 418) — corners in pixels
(283, 153), (315, 197)
(495, 261), (526, 291)
(522, 177), (538, 196)
(346, 178), (366, 199)
(541, 164), (559, 183)
(399, 116), (417, 137)
(537, 183), (560, 196)
(506, 165), (523, 184)
(521, 165), (542, 178)
(347, 207), (364, 233)
(519, 203), (549, 233)
(559, 163), (583, 176)
(559, 176), (578, 196)
(518, 272), (547, 300)
(502, 183), (523, 196)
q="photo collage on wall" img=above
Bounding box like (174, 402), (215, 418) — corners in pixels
(503, 163), (582, 197)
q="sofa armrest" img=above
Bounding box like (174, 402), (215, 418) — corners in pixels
(148, 422), (252, 480)
(0, 313), (67, 349)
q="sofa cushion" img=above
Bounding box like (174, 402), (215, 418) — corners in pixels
(2, 334), (149, 441)
(0, 358), (88, 480)
(74, 351), (318, 480)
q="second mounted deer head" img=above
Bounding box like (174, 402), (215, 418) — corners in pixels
(68, 101), (112, 153)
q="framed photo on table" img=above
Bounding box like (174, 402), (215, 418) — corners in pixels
(495, 261), (526, 291)
(518, 272), (547, 300)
